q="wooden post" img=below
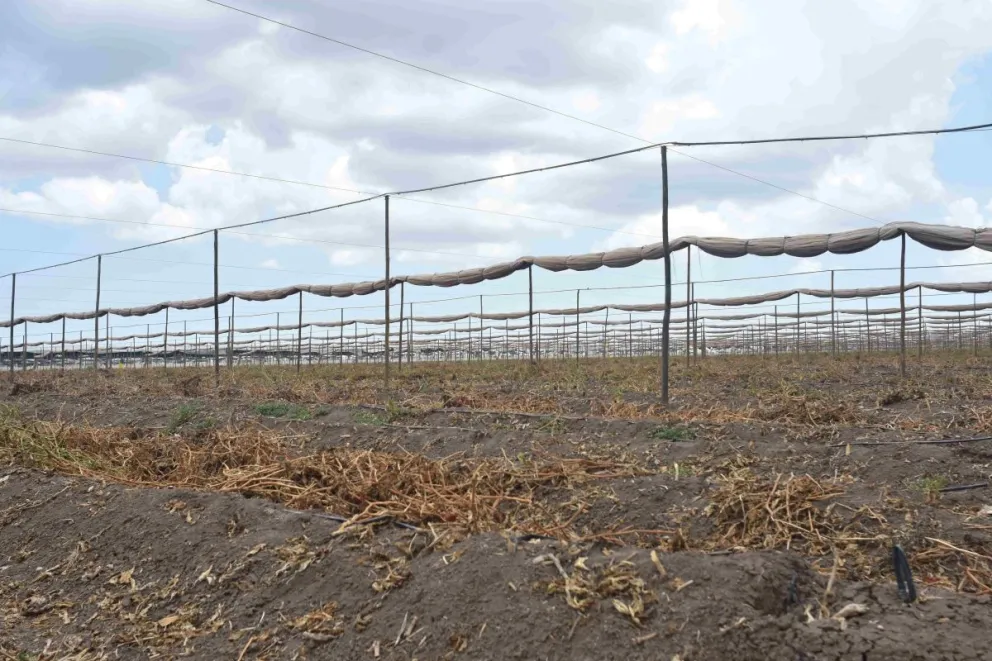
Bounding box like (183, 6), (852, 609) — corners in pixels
(339, 309), (344, 366)
(398, 282), (405, 370)
(795, 293), (800, 355)
(575, 290), (580, 362)
(899, 233), (907, 376)
(384, 195), (391, 386)
(94, 255), (101, 369)
(60, 316), (66, 371)
(685, 246), (691, 368)
(479, 295), (485, 361)
(213, 230), (220, 388)
(105, 315), (110, 369)
(228, 298), (235, 368)
(692, 291), (698, 361)
(974, 293), (979, 357)
(528, 265), (535, 364)
(603, 307), (610, 358)
(163, 307), (169, 370)
(917, 285), (923, 358)
(296, 291), (303, 373)
(408, 302), (414, 365)
(830, 270), (836, 356)
(774, 305), (779, 355)
(8, 273), (14, 380)
(661, 146), (671, 404)
(865, 298), (871, 353)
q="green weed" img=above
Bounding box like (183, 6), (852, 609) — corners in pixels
(649, 425), (695, 442)
(167, 403), (200, 434)
(254, 402), (311, 420)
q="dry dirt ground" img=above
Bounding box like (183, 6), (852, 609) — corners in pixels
(2, 353), (992, 660)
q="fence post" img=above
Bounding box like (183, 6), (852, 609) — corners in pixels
(603, 307), (610, 358)
(296, 291), (303, 374)
(693, 293), (699, 362)
(339, 309), (345, 366)
(408, 302), (414, 364)
(213, 229), (220, 389)
(774, 305), (779, 355)
(974, 293), (979, 357)
(228, 298), (235, 368)
(479, 294), (485, 361)
(383, 195), (391, 386)
(105, 315), (110, 369)
(865, 298), (871, 353)
(94, 255), (101, 369)
(60, 316), (66, 371)
(660, 146), (671, 404)
(917, 285), (923, 358)
(685, 246), (691, 368)
(398, 282), (405, 370)
(830, 270), (836, 356)
(528, 265), (535, 364)
(575, 290), (580, 362)
(795, 293), (800, 355)
(8, 273), (15, 380)
(163, 307), (169, 370)
(899, 233), (907, 376)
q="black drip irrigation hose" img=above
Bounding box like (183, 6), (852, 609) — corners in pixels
(938, 482), (989, 494)
(893, 545), (917, 604)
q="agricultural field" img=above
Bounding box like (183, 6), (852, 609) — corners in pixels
(2, 352), (992, 660)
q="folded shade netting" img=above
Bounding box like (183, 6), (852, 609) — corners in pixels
(16, 313), (977, 353)
(4, 221), (992, 329)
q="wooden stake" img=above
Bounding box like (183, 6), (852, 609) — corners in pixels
(213, 230), (220, 389)
(661, 146), (671, 404)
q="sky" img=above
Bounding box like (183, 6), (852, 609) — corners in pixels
(1, 0), (992, 349)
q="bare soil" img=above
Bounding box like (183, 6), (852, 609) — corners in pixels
(2, 353), (992, 659)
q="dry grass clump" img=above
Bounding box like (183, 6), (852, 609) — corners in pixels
(538, 556), (655, 625)
(0, 409), (648, 540)
(705, 466), (850, 555)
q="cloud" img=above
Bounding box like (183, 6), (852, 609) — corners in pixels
(2, 0), (992, 300)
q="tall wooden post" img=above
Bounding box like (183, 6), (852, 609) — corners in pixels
(830, 270), (836, 356)
(228, 298), (235, 368)
(163, 307), (170, 370)
(661, 146), (671, 404)
(685, 246), (691, 368)
(795, 293), (801, 354)
(974, 293), (979, 357)
(213, 230), (220, 388)
(296, 291), (303, 373)
(865, 298), (871, 353)
(94, 256), (101, 369)
(398, 282), (405, 370)
(479, 295), (485, 361)
(8, 273), (14, 380)
(339, 309), (345, 366)
(774, 305), (779, 355)
(60, 316), (66, 371)
(528, 265), (535, 364)
(575, 290), (580, 361)
(384, 195), (391, 386)
(899, 233), (907, 376)
(408, 302), (414, 365)
(917, 285), (923, 358)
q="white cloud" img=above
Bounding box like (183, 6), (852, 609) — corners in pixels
(944, 198), (985, 227)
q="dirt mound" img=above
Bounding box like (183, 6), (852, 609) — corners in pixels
(1, 469), (990, 660)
